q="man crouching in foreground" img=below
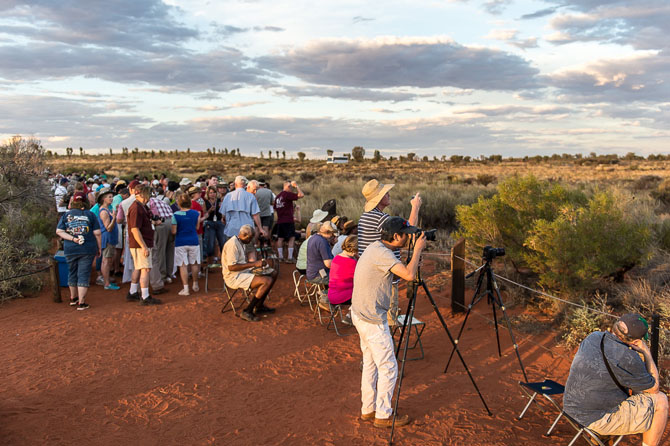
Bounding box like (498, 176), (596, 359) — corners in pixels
(222, 225), (278, 322)
(564, 313), (668, 446)
(351, 216), (426, 428)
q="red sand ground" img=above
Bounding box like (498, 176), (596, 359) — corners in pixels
(0, 263), (664, 446)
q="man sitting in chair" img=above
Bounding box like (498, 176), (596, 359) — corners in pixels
(222, 225), (278, 322)
(564, 313), (668, 446)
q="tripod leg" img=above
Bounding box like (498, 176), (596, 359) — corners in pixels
(490, 276), (529, 383)
(395, 282), (414, 358)
(421, 281), (492, 416)
(491, 294), (502, 357)
(389, 284), (417, 445)
(444, 267), (487, 373)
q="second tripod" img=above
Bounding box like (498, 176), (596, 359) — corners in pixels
(443, 246), (528, 383)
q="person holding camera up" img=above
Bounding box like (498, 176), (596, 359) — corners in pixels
(127, 184), (163, 305)
(274, 180), (304, 263)
(359, 179), (422, 326)
(351, 217), (426, 428)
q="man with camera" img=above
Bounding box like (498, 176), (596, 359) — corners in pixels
(351, 216), (426, 428)
(564, 313), (668, 446)
(359, 179), (422, 326)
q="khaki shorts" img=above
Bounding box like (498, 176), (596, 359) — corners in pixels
(588, 393), (655, 436)
(102, 244), (115, 258)
(130, 248), (153, 270)
(175, 245), (201, 266)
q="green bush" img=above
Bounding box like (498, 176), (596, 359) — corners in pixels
(561, 305), (606, 348)
(28, 233), (50, 255)
(525, 191), (652, 293)
(455, 175), (587, 266)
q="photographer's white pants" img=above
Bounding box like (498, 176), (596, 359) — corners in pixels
(353, 312), (398, 419)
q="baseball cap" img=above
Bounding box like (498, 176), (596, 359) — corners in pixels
(72, 192), (87, 202)
(617, 313), (649, 341)
(381, 217), (420, 237)
(128, 180), (140, 190)
(59, 177), (69, 185)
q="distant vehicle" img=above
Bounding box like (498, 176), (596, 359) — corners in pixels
(327, 156), (348, 164)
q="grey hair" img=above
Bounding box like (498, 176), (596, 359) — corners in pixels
(234, 175), (247, 186)
(239, 225), (254, 237)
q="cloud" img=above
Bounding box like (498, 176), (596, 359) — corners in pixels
(273, 85), (422, 102)
(545, 1), (669, 50)
(211, 23), (285, 37)
(483, 0), (513, 15)
(486, 29), (539, 50)
(257, 37), (541, 91)
(353, 16), (374, 24)
(0, 0), (198, 53)
(548, 51), (670, 103)
(521, 7), (559, 19)
(452, 104), (573, 116)
(0, 43), (267, 92)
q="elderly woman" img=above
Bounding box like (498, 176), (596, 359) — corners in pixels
(56, 192), (102, 310)
(327, 235), (358, 325)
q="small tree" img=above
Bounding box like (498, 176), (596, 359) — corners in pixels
(373, 150), (382, 162)
(407, 152), (415, 161)
(297, 152), (306, 162)
(326, 149), (334, 157)
(352, 146), (365, 162)
(276, 150), (279, 159)
(282, 150), (286, 159)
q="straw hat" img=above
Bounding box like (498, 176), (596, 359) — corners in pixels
(310, 209), (329, 223)
(362, 179), (394, 212)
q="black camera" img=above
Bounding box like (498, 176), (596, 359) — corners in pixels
(152, 215), (165, 223)
(418, 228), (437, 241)
(483, 245), (505, 261)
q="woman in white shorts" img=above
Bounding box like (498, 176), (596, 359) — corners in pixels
(171, 193), (202, 295)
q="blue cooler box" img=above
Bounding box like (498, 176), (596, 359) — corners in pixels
(54, 250), (69, 287)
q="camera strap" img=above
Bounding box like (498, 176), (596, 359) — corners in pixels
(599, 333), (630, 397)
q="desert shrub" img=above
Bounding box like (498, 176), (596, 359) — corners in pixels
(560, 293), (612, 348)
(525, 191), (653, 293)
(27, 233), (50, 255)
(476, 174), (496, 186)
(633, 175), (662, 190)
(654, 218), (670, 252)
(299, 172), (317, 183)
(651, 179), (670, 207)
(455, 175), (587, 266)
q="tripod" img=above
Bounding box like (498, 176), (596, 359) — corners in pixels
(389, 242), (492, 445)
(443, 252), (528, 383)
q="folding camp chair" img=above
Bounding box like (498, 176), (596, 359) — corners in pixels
(391, 314), (426, 361)
(325, 301), (353, 337)
(221, 281), (250, 316)
(292, 270), (307, 304)
(517, 379), (567, 436)
(517, 379), (625, 446)
(305, 279), (326, 320)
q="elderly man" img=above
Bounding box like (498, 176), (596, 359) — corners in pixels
(358, 179), (422, 326)
(148, 192), (173, 293)
(255, 180), (276, 239)
(564, 314), (668, 445)
(117, 179), (139, 284)
(222, 225), (278, 322)
(220, 176), (268, 260)
(126, 184), (163, 305)
(352, 217), (426, 428)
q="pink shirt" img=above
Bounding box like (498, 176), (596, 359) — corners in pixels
(328, 254), (357, 304)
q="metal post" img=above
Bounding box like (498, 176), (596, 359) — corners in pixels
(451, 238), (465, 313)
(650, 314), (660, 367)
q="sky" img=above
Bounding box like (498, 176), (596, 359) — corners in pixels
(0, 0), (668, 158)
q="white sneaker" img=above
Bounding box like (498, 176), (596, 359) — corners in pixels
(165, 277), (172, 284)
(178, 289), (190, 296)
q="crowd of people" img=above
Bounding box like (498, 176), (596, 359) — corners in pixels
(51, 171), (669, 441)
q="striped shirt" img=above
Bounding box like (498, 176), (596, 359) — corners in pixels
(357, 207), (401, 261)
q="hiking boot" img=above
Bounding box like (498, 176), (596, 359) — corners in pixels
(374, 414), (410, 428)
(140, 296), (162, 306)
(240, 310), (260, 322)
(77, 303), (90, 311)
(126, 291), (140, 301)
(360, 412), (376, 422)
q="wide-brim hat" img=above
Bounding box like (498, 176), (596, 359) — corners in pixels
(362, 179), (394, 212)
(179, 177), (192, 186)
(310, 209), (329, 223)
(96, 187), (113, 204)
(187, 185), (201, 196)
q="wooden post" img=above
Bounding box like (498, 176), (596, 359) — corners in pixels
(651, 314), (660, 367)
(451, 238), (465, 313)
(50, 258), (62, 303)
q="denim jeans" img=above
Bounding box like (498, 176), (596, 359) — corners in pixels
(204, 220), (226, 257)
(66, 254), (95, 287)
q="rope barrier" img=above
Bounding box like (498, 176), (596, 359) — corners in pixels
(0, 264), (51, 283)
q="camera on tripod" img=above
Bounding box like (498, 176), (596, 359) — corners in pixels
(482, 245), (505, 261)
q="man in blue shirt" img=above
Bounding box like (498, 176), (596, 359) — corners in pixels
(219, 176), (268, 261)
(564, 313), (668, 445)
(306, 221), (336, 310)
